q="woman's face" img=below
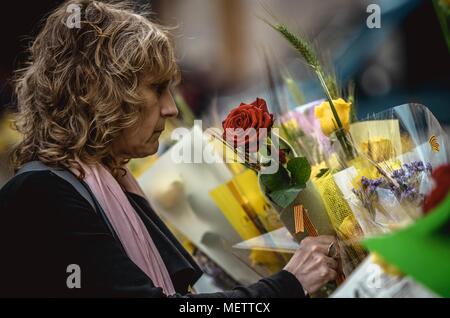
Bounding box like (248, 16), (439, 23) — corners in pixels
(113, 77), (179, 160)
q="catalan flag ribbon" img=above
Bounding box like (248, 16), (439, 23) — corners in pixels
(294, 205), (319, 236)
(429, 135), (440, 153)
(294, 205), (304, 234)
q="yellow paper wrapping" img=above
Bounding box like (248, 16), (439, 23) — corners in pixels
(232, 170), (283, 232)
(209, 170), (286, 273)
(312, 173), (367, 271)
(360, 138), (396, 162)
(349, 119), (402, 160)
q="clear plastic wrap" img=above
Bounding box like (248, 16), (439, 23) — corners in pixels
(334, 103), (450, 238)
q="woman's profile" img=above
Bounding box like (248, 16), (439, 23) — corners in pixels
(0, 0), (339, 297)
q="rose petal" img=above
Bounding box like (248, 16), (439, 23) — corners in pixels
(256, 98), (268, 112)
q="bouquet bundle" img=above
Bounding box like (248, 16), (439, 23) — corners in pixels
(334, 103), (450, 238)
(213, 94), (362, 283)
(265, 20), (450, 276)
(209, 22), (365, 280)
(209, 18), (450, 289)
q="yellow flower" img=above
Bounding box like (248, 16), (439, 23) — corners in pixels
(314, 98), (351, 135)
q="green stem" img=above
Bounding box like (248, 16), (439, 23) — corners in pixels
(433, 0), (450, 53)
(316, 70), (344, 129)
(284, 76), (305, 106)
(268, 22), (356, 160)
(279, 121), (304, 156)
(316, 69), (355, 160)
(272, 133), (299, 158)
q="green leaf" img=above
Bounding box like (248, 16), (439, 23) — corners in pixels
(363, 192), (450, 297)
(260, 165), (290, 192)
(316, 168), (329, 179)
(287, 157), (311, 186)
(268, 186), (303, 209)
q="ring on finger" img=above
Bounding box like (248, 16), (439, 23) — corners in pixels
(327, 242), (338, 258)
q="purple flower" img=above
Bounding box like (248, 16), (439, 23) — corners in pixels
(373, 178), (383, 187)
(353, 161), (431, 209)
(392, 169), (405, 179)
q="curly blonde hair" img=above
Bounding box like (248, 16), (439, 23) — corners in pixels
(11, 0), (179, 178)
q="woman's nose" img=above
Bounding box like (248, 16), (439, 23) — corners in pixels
(161, 92), (179, 118)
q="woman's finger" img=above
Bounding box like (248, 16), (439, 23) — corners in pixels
(323, 255), (338, 269)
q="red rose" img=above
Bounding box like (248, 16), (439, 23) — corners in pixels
(222, 98), (273, 152)
(423, 164), (450, 214)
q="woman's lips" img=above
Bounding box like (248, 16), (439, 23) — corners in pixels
(154, 125), (165, 133)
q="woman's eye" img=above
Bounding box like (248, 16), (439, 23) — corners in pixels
(155, 83), (168, 96)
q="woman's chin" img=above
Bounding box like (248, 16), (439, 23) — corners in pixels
(144, 141), (160, 157)
(126, 143), (158, 159)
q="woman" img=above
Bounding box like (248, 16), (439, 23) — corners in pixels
(0, 0), (339, 297)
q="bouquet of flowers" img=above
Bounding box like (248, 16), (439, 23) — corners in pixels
(209, 15), (450, 287)
(333, 103), (450, 239)
(208, 21), (366, 281)
(359, 162), (450, 298)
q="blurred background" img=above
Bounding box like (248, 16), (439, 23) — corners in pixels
(0, 0), (449, 292)
(1, 0), (449, 182)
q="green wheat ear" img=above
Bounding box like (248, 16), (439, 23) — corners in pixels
(272, 23), (337, 99)
(264, 19), (356, 159)
(274, 24), (321, 70)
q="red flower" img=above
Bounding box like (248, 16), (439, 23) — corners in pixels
(222, 98), (274, 152)
(279, 149), (287, 165)
(423, 164), (450, 214)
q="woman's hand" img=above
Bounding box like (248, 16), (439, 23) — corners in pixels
(284, 235), (339, 295)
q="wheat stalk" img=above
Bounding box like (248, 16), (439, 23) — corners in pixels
(266, 22), (355, 159)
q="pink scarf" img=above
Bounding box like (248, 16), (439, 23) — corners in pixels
(73, 163), (176, 295)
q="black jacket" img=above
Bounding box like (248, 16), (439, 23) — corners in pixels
(0, 170), (305, 298)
